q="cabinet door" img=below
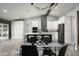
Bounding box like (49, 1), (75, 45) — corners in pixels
(12, 21), (24, 38)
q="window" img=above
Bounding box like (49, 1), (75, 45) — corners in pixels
(0, 23), (9, 40)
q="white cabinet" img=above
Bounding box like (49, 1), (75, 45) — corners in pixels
(11, 21), (24, 39)
(0, 23), (9, 41)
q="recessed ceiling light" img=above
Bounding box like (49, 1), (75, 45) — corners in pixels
(16, 17), (19, 19)
(55, 6), (58, 9)
(3, 9), (7, 13)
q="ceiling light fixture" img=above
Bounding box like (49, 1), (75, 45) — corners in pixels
(31, 3), (57, 11)
(3, 9), (7, 13)
(15, 17), (19, 19)
(55, 6), (58, 9)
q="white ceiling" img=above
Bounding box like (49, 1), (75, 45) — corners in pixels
(0, 3), (78, 20)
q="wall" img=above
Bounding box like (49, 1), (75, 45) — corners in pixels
(47, 16), (58, 31)
(74, 6), (79, 50)
(64, 6), (78, 50)
(47, 16), (59, 41)
(24, 16), (58, 41)
(11, 21), (24, 39)
(71, 16), (77, 44)
(64, 16), (72, 44)
(54, 16), (65, 41)
(57, 15), (75, 44)
(58, 16), (76, 44)
(58, 7), (77, 50)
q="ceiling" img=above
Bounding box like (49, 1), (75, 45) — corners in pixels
(0, 3), (78, 21)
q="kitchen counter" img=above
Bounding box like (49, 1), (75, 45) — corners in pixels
(24, 32), (58, 41)
(24, 32), (56, 35)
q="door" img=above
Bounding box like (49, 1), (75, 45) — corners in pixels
(77, 11), (79, 46)
(58, 24), (64, 44)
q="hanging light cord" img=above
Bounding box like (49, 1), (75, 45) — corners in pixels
(31, 3), (57, 11)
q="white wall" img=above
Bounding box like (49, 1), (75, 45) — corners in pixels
(47, 16), (59, 41)
(63, 6), (78, 50)
(47, 16), (64, 31)
(57, 16), (65, 24)
(11, 21), (24, 39)
(53, 16), (65, 41)
(58, 16), (76, 44)
(47, 16), (58, 31)
(57, 15), (75, 44)
(74, 6), (79, 50)
(71, 16), (77, 44)
(59, 7), (77, 50)
(64, 16), (72, 44)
